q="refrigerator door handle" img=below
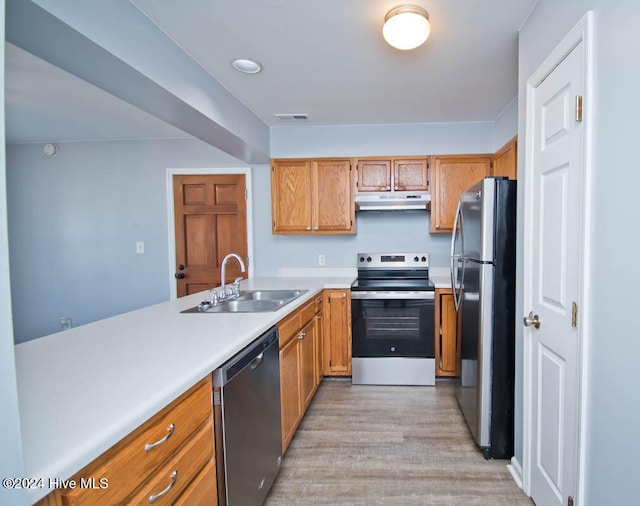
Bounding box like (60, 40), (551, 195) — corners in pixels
(451, 200), (463, 311)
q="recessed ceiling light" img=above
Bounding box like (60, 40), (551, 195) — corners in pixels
(231, 58), (263, 74)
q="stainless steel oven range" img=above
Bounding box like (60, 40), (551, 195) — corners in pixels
(351, 252), (435, 386)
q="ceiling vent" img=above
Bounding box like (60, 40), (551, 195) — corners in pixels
(275, 113), (308, 120)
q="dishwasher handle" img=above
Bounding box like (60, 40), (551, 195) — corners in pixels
(250, 352), (264, 371)
(212, 326), (279, 387)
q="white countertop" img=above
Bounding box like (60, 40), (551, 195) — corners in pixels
(15, 276), (353, 504)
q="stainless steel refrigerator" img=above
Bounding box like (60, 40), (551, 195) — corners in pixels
(450, 177), (516, 459)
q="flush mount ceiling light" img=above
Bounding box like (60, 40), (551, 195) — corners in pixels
(383, 5), (431, 50)
(231, 58), (263, 74)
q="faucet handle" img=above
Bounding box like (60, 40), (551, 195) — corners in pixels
(209, 290), (219, 305)
(232, 277), (243, 296)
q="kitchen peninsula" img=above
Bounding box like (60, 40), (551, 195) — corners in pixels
(15, 276), (353, 504)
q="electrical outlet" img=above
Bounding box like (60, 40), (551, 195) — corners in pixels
(60, 317), (72, 330)
(136, 241), (145, 254)
(318, 254), (326, 266)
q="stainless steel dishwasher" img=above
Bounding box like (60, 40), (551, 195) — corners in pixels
(212, 326), (282, 506)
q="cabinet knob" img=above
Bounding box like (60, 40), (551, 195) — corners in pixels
(394, 186), (398, 190)
(298, 332), (307, 340)
(386, 186), (391, 190)
(313, 226), (319, 231)
(436, 224), (440, 229)
(306, 226), (311, 231)
(342, 293), (346, 298)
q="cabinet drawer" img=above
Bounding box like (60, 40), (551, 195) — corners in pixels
(59, 379), (212, 505)
(278, 298), (316, 348)
(173, 460), (217, 505)
(278, 311), (301, 348)
(299, 300), (316, 326)
(126, 422), (214, 505)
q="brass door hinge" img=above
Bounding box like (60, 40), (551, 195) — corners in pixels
(575, 95), (583, 122)
(568, 496), (574, 506)
(571, 302), (578, 328)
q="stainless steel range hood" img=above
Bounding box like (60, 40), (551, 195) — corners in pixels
(355, 192), (431, 211)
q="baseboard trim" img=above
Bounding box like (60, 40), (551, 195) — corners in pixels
(507, 456), (524, 490)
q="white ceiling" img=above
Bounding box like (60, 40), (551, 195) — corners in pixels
(5, 0), (537, 143)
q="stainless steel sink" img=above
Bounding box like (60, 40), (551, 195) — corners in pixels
(181, 289), (308, 313)
(236, 289), (307, 301)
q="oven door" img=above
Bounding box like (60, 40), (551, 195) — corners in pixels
(351, 291), (435, 358)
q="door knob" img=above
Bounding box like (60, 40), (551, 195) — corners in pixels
(175, 272), (185, 279)
(523, 311), (541, 329)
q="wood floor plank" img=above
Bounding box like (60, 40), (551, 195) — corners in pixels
(265, 379), (531, 505)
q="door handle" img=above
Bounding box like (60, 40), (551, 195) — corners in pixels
(175, 272), (185, 279)
(523, 311), (541, 329)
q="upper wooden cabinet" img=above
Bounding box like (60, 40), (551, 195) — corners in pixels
(493, 136), (518, 180)
(430, 154), (492, 233)
(355, 157), (429, 193)
(271, 158), (355, 235)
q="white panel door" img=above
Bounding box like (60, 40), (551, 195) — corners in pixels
(525, 41), (584, 506)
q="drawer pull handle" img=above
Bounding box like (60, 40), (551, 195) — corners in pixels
(144, 423), (175, 452)
(149, 470), (178, 503)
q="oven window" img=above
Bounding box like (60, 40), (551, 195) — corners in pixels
(352, 299), (435, 358)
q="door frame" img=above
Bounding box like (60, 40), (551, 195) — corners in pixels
(522, 12), (594, 503)
(165, 167), (254, 300)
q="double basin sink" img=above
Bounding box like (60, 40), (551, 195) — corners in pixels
(182, 289), (308, 314)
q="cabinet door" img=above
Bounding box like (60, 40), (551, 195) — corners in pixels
(493, 137), (518, 180)
(314, 159), (354, 233)
(271, 160), (312, 233)
(394, 158), (429, 191)
(279, 336), (301, 453)
(356, 159), (392, 192)
(299, 319), (316, 410)
(314, 299), (324, 388)
(323, 290), (352, 376)
(436, 290), (459, 377)
(431, 155), (492, 233)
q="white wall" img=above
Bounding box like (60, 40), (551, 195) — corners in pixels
(7, 138), (245, 343)
(0, 1), (28, 502)
(518, 2), (640, 503)
(493, 97), (518, 151)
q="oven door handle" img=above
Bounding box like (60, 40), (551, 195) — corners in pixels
(351, 291), (435, 300)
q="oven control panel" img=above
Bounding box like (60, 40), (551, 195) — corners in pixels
(357, 252), (429, 268)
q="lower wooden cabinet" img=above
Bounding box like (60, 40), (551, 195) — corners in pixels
(323, 289), (352, 376)
(435, 289), (459, 377)
(37, 377), (217, 506)
(278, 295), (324, 453)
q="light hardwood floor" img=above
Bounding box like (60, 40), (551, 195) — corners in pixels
(265, 379), (531, 505)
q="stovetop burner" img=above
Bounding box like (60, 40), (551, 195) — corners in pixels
(351, 252), (434, 292)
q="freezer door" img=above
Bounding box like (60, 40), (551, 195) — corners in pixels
(459, 178), (496, 263)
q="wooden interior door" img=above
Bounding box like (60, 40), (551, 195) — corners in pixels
(173, 174), (247, 297)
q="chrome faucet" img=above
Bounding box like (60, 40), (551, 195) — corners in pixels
(217, 253), (246, 301)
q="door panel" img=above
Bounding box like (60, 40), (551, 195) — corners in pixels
(526, 40), (584, 506)
(174, 174), (247, 297)
(314, 160), (352, 231)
